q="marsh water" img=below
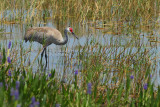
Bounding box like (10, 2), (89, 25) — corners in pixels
(0, 19), (160, 85)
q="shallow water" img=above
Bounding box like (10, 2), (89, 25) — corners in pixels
(0, 20), (160, 85)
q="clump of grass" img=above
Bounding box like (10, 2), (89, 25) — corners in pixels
(0, 37), (159, 106)
(0, 0), (159, 34)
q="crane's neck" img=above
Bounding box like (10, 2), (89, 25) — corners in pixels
(58, 29), (68, 45)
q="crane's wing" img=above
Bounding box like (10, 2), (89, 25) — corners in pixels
(24, 27), (64, 46)
(24, 27), (49, 44)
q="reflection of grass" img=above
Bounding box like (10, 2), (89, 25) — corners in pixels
(0, 36), (159, 106)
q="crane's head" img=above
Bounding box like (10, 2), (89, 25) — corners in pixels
(67, 27), (79, 39)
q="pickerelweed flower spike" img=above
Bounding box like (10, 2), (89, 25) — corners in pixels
(14, 89), (19, 100)
(8, 70), (11, 76)
(87, 83), (92, 94)
(150, 74), (152, 78)
(10, 88), (15, 96)
(130, 75), (134, 79)
(55, 104), (60, 107)
(5, 83), (8, 90)
(0, 82), (3, 87)
(0, 54), (2, 64)
(10, 88), (19, 100)
(31, 97), (36, 103)
(16, 81), (20, 89)
(17, 104), (21, 107)
(48, 73), (52, 77)
(143, 83), (148, 90)
(34, 102), (40, 106)
(8, 41), (11, 49)
(74, 70), (78, 75)
(30, 96), (40, 107)
(7, 41), (11, 56)
(7, 57), (11, 63)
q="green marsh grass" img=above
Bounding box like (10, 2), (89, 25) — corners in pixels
(0, 0), (159, 30)
(0, 36), (159, 106)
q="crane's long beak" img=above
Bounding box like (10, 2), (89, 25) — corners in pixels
(72, 32), (79, 40)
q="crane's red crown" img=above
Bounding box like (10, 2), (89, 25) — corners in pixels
(69, 27), (73, 33)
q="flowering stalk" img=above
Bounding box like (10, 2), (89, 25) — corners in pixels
(143, 83), (148, 90)
(30, 96), (40, 107)
(8, 70), (11, 77)
(74, 70), (78, 89)
(87, 83), (92, 94)
(130, 75), (134, 79)
(7, 41), (11, 56)
(7, 57), (11, 64)
(6, 41), (12, 65)
(10, 88), (19, 100)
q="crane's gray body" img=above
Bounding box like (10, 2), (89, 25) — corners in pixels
(24, 27), (65, 47)
(24, 26), (78, 68)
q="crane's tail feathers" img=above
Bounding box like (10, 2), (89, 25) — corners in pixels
(24, 36), (28, 42)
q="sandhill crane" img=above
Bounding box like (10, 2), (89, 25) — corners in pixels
(24, 26), (78, 67)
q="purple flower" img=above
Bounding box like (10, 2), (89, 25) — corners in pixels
(16, 81), (20, 89)
(14, 89), (19, 100)
(7, 57), (11, 63)
(5, 83), (8, 90)
(0, 82), (3, 87)
(30, 96), (39, 107)
(8, 41), (11, 49)
(10, 88), (19, 100)
(130, 75), (134, 79)
(30, 102), (39, 107)
(17, 104), (21, 107)
(10, 88), (15, 96)
(29, 104), (34, 107)
(87, 83), (92, 94)
(8, 70), (11, 76)
(55, 104), (60, 107)
(143, 83), (148, 90)
(31, 97), (36, 103)
(150, 74), (152, 78)
(0, 54), (2, 64)
(48, 73), (51, 77)
(74, 70), (78, 75)
(21, 76), (24, 80)
(34, 102), (40, 106)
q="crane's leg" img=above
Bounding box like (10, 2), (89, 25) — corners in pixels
(40, 47), (45, 64)
(44, 48), (47, 67)
(41, 48), (45, 58)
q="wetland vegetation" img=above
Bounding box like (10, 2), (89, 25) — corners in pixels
(0, 0), (160, 106)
